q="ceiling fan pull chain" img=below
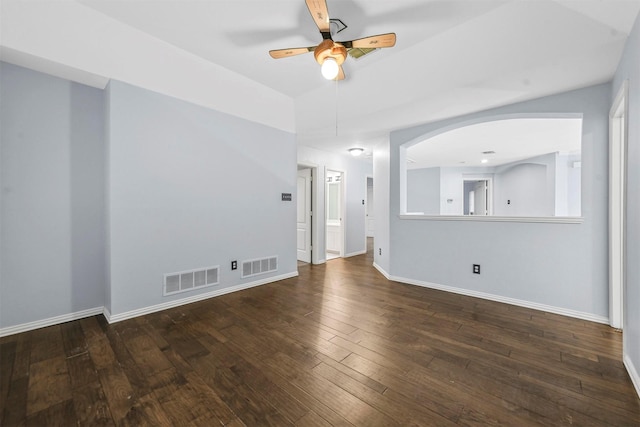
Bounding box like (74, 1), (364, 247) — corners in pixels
(335, 78), (339, 137)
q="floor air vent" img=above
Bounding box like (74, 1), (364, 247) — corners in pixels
(241, 256), (277, 279)
(164, 265), (219, 296)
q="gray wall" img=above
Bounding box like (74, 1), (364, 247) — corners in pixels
(1, 64), (300, 327)
(494, 163), (549, 216)
(407, 168), (440, 214)
(1, 62), (105, 328)
(613, 12), (640, 392)
(106, 80), (297, 316)
(386, 84), (610, 319)
(373, 139), (391, 273)
(492, 152), (559, 217)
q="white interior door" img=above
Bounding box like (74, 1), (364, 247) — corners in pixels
(474, 181), (488, 216)
(366, 177), (374, 237)
(297, 168), (312, 263)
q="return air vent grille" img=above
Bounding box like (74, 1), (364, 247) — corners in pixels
(241, 256), (278, 279)
(164, 265), (219, 296)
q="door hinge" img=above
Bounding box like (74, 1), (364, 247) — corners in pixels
(310, 211), (313, 216)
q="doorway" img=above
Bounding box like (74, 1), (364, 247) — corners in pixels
(297, 167), (312, 263)
(464, 179), (492, 216)
(326, 169), (344, 260)
(366, 176), (374, 237)
(609, 81), (628, 329)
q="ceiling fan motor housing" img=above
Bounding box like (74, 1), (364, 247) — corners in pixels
(314, 39), (347, 65)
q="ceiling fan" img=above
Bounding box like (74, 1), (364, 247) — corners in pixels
(269, 0), (396, 80)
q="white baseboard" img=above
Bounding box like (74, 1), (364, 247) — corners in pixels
(373, 262), (391, 280)
(1, 272), (300, 335)
(387, 274), (609, 324)
(624, 353), (640, 399)
(103, 306), (113, 323)
(344, 250), (367, 258)
(0, 306), (104, 338)
(105, 271), (299, 324)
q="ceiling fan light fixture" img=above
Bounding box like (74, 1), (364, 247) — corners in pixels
(349, 147), (365, 157)
(321, 57), (339, 80)
(269, 0), (397, 82)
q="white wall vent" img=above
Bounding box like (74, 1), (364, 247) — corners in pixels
(241, 256), (278, 279)
(164, 265), (219, 296)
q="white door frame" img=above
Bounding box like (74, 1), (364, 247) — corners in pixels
(463, 175), (494, 215)
(609, 80), (628, 330)
(296, 167), (312, 263)
(298, 162), (321, 264)
(365, 175), (374, 246)
(325, 168), (346, 259)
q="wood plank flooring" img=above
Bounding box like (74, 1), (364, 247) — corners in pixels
(2, 244), (639, 426)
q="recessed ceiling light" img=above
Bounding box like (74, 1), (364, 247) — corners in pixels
(481, 159), (489, 164)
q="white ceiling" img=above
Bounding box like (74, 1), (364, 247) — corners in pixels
(406, 117), (583, 169)
(2, 0), (639, 158)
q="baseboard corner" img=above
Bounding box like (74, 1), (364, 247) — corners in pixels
(624, 353), (640, 399)
(373, 262), (391, 280)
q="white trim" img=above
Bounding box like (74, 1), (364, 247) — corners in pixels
(365, 174), (374, 242)
(105, 272), (299, 324)
(297, 162), (321, 265)
(388, 274), (608, 324)
(325, 167), (346, 258)
(344, 250), (366, 258)
(609, 79), (628, 329)
(399, 214), (584, 224)
(373, 262), (391, 280)
(103, 306), (113, 323)
(462, 174), (494, 216)
(0, 306), (104, 337)
(624, 354), (640, 399)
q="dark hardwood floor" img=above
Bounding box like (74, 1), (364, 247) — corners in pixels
(2, 242), (639, 426)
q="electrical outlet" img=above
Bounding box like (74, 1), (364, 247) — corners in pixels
(231, 260), (237, 270)
(473, 264), (480, 274)
(379, 248), (382, 256)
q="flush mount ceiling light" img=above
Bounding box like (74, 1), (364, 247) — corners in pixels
(349, 147), (365, 156)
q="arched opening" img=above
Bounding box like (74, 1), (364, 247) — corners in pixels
(400, 115), (583, 218)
